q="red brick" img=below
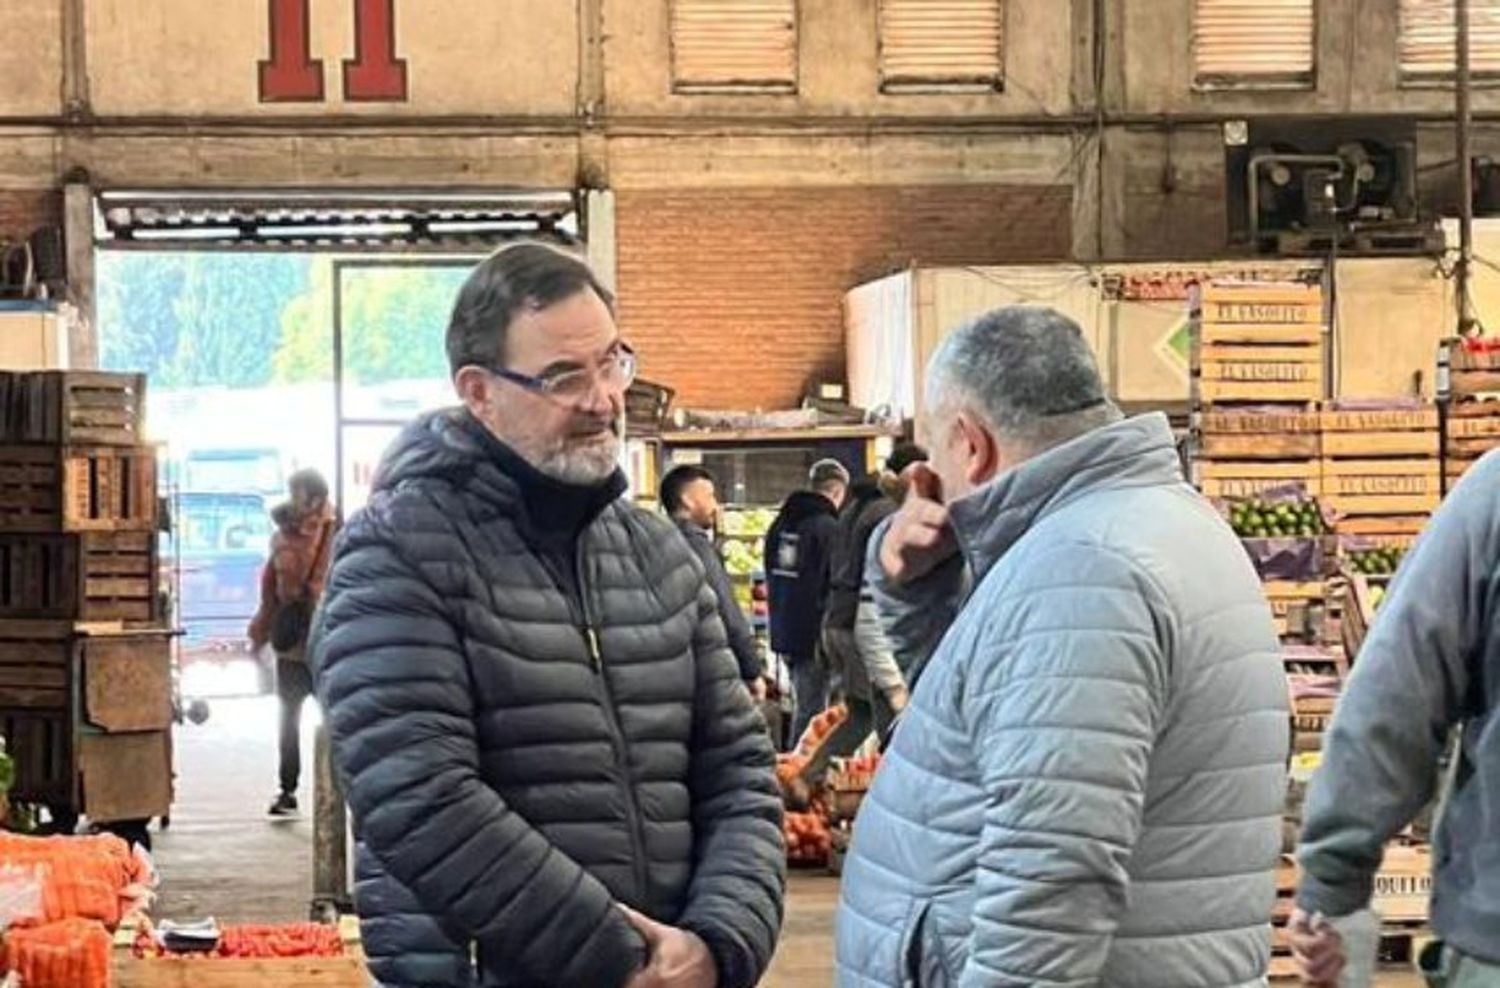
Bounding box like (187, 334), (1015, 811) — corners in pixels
(616, 184), (1071, 411)
(0, 190), (60, 243)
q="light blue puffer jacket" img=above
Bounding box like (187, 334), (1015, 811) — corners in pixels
(836, 413), (1289, 988)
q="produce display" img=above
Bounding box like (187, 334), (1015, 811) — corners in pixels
(720, 508), (778, 538)
(131, 920), (346, 960)
(829, 753), (881, 792)
(0, 833), (153, 930)
(1227, 498), (1327, 538)
(719, 508), (776, 578)
(795, 705), (848, 758)
(783, 810), (833, 866)
(1, 917), (111, 988)
(1348, 545), (1404, 575)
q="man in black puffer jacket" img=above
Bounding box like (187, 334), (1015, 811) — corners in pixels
(310, 244), (785, 988)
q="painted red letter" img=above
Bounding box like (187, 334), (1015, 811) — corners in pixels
(343, 0), (408, 101)
(259, 0), (324, 102)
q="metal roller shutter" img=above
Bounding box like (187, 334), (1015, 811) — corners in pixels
(878, 0), (1004, 92)
(1193, 0), (1316, 88)
(670, 0), (798, 93)
(1399, 0), (1500, 80)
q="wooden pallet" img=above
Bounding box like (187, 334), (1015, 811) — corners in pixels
(0, 531), (158, 623)
(0, 371), (147, 446)
(0, 444), (158, 533)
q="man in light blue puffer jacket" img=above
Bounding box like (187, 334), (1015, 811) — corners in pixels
(836, 306), (1290, 987)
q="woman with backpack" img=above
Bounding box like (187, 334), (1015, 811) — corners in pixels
(248, 469), (337, 818)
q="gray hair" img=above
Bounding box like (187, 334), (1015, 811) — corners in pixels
(925, 306), (1120, 452)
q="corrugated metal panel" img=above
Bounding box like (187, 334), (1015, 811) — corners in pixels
(1400, 0), (1500, 79)
(670, 0), (798, 92)
(1193, 0), (1315, 87)
(878, 0), (1003, 90)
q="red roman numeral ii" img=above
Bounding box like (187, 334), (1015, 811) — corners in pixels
(259, 0), (408, 103)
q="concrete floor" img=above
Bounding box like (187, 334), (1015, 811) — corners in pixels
(149, 696), (1424, 986)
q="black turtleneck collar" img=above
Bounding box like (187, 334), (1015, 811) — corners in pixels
(458, 412), (627, 548)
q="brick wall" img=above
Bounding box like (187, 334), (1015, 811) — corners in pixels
(0, 190), (60, 244)
(615, 184), (1072, 412)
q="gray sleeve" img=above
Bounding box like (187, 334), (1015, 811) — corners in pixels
(863, 515), (968, 683)
(852, 601), (905, 695)
(1296, 453), (1500, 917)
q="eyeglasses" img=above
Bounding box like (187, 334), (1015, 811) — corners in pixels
(483, 343), (638, 404)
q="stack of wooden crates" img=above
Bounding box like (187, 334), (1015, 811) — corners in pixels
(1320, 405), (1440, 550)
(1189, 283), (1438, 979)
(1190, 281), (1340, 660)
(1445, 343), (1500, 485)
(0, 371), (174, 829)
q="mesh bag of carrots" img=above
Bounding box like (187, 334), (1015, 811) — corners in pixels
(1, 917), (111, 988)
(0, 833), (155, 929)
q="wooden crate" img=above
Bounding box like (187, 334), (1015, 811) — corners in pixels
(0, 444), (158, 532)
(0, 371), (147, 446)
(1196, 410), (1321, 461)
(114, 918), (369, 988)
(1372, 843), (1433, 924)
(1321, 458), (1442, 516)
(1196, 460), (1322, 499)
(1192, 284), (1325, 405)
(0, 530), (158, 623)
(81, 630), (174, 733)
(1197, 282), (1325, 326)
(80, 728), (173, 823)
(0, 622), (70, 710)
(1451, 369), (1500, 398)
(0, 705), (74, 807)
(1319, 407), (1439, 458)
(114, 954), (369, 988)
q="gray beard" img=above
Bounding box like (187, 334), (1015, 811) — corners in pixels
(532, 431), (622, 486)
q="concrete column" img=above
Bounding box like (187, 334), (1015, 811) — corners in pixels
(310, 723), (350, 918)
(585, 188), (617, 293)
(63, 181), (96, 369)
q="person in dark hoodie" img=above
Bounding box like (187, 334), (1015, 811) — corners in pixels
(764, 458), (848, 749)
(660, 464), (764, 697)
(309, 244), (784, 988)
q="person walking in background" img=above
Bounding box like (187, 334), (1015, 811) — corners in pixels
(801, 444), (927, 787)
(837, 306), (1288, 987)
(660, 464), (765, 698)
(1291, 454), (1500, 988)
(247, 467), (337, 819)
(765, 458), (848, 748)
(311, 244), (783, 988)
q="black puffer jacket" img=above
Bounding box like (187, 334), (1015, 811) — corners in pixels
(311, 409), (785, 988)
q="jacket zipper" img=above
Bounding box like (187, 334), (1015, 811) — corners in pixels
(575, 540), (651, 904)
